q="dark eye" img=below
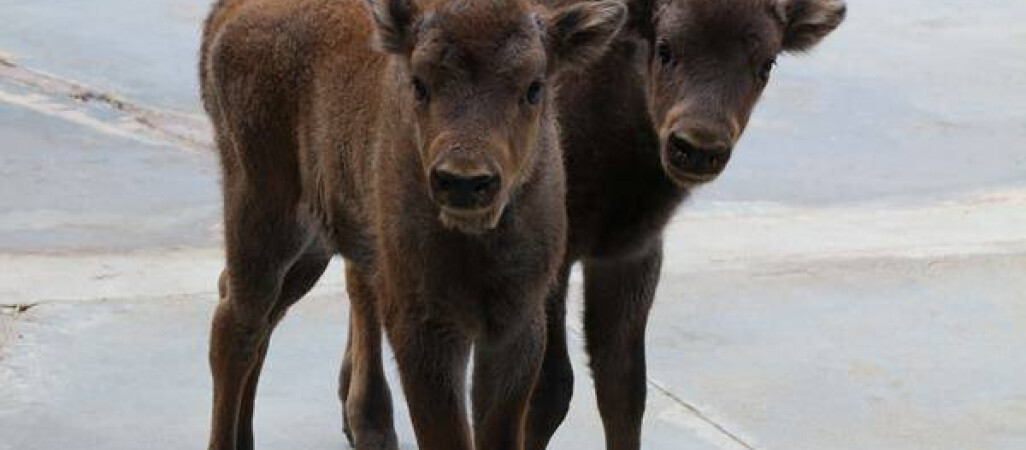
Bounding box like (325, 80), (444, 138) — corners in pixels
(412, 77), (429, 102)
(525, 81), (543, 105)
(656, 41), (672, 65)
(758, 58), (776, 82)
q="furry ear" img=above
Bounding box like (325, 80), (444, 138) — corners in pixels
(777, 0), (846, 52)
(624, 0), (655, 41)
(544, 0), (628, 71)
(365, 0), (420, 53)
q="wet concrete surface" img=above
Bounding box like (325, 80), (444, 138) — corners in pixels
(637, 254), (1026, 450)
(0, 99), (219, 252)
(1, 0), (1025, 449)
(0, 0), (208, 113)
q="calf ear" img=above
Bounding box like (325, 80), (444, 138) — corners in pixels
(625, 0), (655, 41)
(365, 0), (420, 53)
(544, 0), (627, 72)
(777, 0), (846, 52)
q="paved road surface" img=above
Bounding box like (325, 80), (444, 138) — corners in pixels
(2, 1), (1025, 449)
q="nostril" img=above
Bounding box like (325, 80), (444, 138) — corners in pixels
(668, 134), (693, 156)
(706, 146), (731, 165)
(431, 170), (459, 193)
(466, 174), (499, 195)
(667, 133), (698, 167)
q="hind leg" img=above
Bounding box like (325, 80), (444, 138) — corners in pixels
(339, 264), (398, 450)
(234, 249), (332, 450)
(206, 193), (326, 450)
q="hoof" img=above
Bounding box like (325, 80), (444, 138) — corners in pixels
(344, 426), (355, 449)
(350, 429), (399, 450)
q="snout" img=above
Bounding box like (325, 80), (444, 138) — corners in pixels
(663, 132), (733, 184)
(424, 139), (508, 234)
(427, 154), (507, 233)
(430, 166), (501, 210)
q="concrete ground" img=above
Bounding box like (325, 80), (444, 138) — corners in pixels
(1, 1), (1024, 449)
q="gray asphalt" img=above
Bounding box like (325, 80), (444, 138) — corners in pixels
(1, 1), (1025, 450)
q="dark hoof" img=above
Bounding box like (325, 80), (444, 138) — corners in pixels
(343, 422), (355, 449)
(350, 429), (399, 450)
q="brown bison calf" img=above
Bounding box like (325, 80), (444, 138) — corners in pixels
(199, 0), (626, 449)
(525, 0), (848, 449)
(336, 0), (847, 449)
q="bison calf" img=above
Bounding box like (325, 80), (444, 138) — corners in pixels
(199, 0), (625, 449)
(337, 0), (848, 449)
(526, 0), (848, 448)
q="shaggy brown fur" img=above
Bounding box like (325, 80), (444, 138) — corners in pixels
(334, 0), (846, 449)
(199, 0), (625, 449)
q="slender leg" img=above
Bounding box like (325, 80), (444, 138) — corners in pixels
(473, 314), (546, 450)
(235, 251), (331, 450)
(525, 264), (574, 450)
(340, 264), (398, 450)
(208, 271), (282, 450)
(583, 243), (663, 450)
(207, 194), (321, 450)
(235, 341), (269, 450)
(340, 319), (355, 443)
(389, 314), (473, 450)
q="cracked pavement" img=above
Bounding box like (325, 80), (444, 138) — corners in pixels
(1, 0), (1025, 449)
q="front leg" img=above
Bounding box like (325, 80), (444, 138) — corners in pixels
(583, 242), (663, 450)
(388, 312), (473, 450)
(473, 312), (546, 450)
(525, 263), (574, 450)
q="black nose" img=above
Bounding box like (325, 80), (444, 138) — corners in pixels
(667, 133), (732, 176)
(430, 169), (501, 210)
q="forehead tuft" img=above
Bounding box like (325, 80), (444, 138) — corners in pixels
(415, 0), (544, 74)
(431, 0), (538, 42)
(660, 0), (780, 47)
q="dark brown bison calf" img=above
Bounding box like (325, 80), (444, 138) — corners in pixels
(199, 0), (625, 449)
(336, 0), (847, 449)
(525, 0), (848, 449)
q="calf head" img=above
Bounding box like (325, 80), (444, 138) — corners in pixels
(636, 0), (845, 186)
(367, 0), (626, 232)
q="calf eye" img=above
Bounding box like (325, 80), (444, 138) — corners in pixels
(656, 41), (673, 65)
(525, 81), (543, 105)
(412, 77), (429, 102)
(759, 58), (777, 82)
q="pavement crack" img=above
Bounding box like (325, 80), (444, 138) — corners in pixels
(648, 378), (758, 450)
(566, 323), (757, 449)
(2, 292), (219, 310)
(1, 303), (40, 316)
(69, 89), (129, 111)
(0, 55), (212, 151)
